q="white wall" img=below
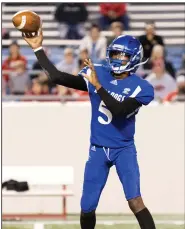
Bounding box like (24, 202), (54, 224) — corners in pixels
(2, 102), (185, 214)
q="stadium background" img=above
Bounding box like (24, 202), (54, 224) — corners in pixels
(2, 2), (185, 229)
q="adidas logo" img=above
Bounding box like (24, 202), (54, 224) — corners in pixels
(110, 80), (117, 85)
(91, 146), (96, 151)
(94, 89), (97, 93)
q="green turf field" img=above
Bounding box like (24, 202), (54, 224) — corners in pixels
(2, 225), (185, 229)
(3, 215), (184, 229)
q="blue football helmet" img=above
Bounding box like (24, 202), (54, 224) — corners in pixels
(106, 35), (148, 74)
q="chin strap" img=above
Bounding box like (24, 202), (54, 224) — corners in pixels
(110, 58), (149, 74)
(123, 58), (149, 72)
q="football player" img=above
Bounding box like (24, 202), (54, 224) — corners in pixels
(23, 26), (156, 229)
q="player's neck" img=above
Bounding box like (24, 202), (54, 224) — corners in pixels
(113, 72), (129, 80)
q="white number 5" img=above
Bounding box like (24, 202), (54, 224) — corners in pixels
(98, 101), (112, 125)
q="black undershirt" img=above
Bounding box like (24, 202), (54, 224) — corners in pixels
(34, 49), (142, 117)
(35, 49), (87, 91)
(97, 87), (141, 117)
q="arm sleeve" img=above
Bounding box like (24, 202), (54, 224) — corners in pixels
(97, 87), (142, 117)
(34, 49), (88, 91)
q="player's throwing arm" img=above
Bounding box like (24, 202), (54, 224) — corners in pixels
(12, 11), (88, 91)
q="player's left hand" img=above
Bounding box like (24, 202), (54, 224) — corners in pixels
(82, 59), (102, 90)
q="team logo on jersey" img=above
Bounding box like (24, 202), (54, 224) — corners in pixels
(110, 80), (118, 85)
(94, 89), (97, 93)
(123, 88), (131, 94)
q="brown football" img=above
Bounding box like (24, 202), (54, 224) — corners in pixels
(12, 10), (40, 33)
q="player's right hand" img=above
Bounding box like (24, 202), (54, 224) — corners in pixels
(82, 59), (102, 90)
(22, 25), (43, 50)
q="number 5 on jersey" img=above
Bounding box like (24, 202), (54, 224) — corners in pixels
(98, 101), (113, 125)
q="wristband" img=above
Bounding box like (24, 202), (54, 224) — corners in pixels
(33, 46), (43, 52)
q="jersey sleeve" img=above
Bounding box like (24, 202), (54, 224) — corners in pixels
(78, 66), (92, 91)
(132, 83), (154, 105)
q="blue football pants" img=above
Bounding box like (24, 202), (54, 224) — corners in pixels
(81, 144), (141, 213)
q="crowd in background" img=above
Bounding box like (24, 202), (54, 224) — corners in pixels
(2, 3), (185, 103)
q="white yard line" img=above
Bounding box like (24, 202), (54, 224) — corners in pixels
(3, 219), (185, 225)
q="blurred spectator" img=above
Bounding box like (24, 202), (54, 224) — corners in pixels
(54, 85), (75, 97)
(54, 3), (88, 39)
(2, 41), (27, 94)
(107, 22), (123, 46)
(31, 60), (42, 80)
(99, 3), (129, 30)
(163, 75), (185, 102)
(8, 60), (30, 95)
(2, 28), (10, 48)
(27, 79), (50, 96)
(164, 54), (185, 102)
(54, 48), (79, 97)
(80, 24), (107, 63)
(78, 49), (89, 69)
(56, 47), (79, 75)
(27, 79), (42, 95)
(139, 21), (164, 61)
(145, 47), (177, 101)
(144, 45), (176, 78)
(41, 81), (50, 95)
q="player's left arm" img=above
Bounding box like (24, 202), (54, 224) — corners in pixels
(98, 84), (154, 117)
(97, 87), (142, 117)
(82, 59), (151, 117)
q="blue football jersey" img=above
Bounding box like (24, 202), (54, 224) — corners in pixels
(78, 64), (154, 148)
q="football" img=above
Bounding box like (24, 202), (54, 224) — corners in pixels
(12, 10), (40, 33)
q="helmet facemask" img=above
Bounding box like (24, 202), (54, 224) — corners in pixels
(110, 50), (131, 70)
(107, 50), (132, 75)
(107, 42), (148, 75)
